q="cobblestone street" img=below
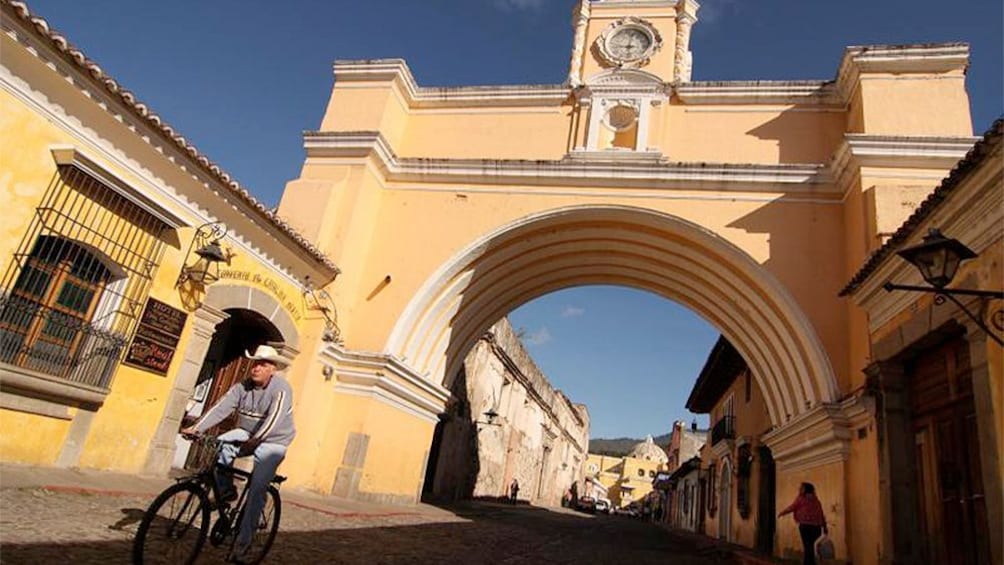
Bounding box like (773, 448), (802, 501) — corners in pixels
(1, 485), (732, 564)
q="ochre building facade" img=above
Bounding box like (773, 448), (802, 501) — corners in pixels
(2, 1), (1000, 563)
(275, 0), (984, 560)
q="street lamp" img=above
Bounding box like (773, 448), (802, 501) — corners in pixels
(477, 408), (500, 426)
(181, 240), (228, 285)
(176, 222), (231, 287)
(883, 228), (1003, 346)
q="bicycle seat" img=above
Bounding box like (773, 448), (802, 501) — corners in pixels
(271, 474), (287, 484)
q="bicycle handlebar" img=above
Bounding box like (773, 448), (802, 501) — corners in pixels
(180, 432), (244, 446)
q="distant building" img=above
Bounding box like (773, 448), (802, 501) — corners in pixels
(666, 456), (703, 532)
(665, 419), (707, 473)
(586, 436), (668, 509)
(686, 337), (774, 553)
(424, 318), (588, 506)
(659, 420), (707, 527)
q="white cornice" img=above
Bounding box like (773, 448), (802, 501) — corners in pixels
(320, 344), (450, 424)
(589, 0), (680, 9)
(762, 402), (864, 473)
(835, 43), (969, 100)
(320, 344), (450, 404)
(675, 81), (840, 106)
(332, 43), (967, 110)
(830, 134), (978, 196)
(333, 59), (570, 108)
(304, 131), (832, 195)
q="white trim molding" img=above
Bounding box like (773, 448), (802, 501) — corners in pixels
(320, 343), (450, 424)
(762, 397), (873, 473)
(332, 59), (569, 109)
(830, 134), (978, 198)
(304, 131), (833, 196)
(50, 146), (189, 229)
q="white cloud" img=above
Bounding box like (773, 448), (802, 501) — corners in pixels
(561, 306), (585, 318)
(493, 0), (546, 12)
(696, 0), (742, 24)
(522, 326), (552, 346)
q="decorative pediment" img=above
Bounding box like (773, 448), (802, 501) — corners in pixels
(585, 68), (665, 88)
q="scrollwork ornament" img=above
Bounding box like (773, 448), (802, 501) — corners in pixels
(991, 307), (1004, 333)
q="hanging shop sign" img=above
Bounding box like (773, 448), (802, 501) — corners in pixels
(124, 297), (188, 375)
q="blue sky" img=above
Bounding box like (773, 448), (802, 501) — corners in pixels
(27, 0), (1002, 438)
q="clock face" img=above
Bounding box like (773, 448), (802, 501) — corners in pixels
(608, 28), (652, 61)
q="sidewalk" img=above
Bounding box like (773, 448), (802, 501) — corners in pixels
(655, 521), (787, 565)
(0, 462), (453, 520)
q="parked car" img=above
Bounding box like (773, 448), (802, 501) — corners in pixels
(594, 498), (611, 514)
(576, 495), (596, 514)
(615, 504), (640, 518)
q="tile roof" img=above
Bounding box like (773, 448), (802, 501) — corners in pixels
(3, 0), (339, 277)
(685, 335), (746, 413)
(839, 118), (1002, 297)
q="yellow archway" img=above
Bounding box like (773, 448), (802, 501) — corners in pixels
(387, 205), (838, 427)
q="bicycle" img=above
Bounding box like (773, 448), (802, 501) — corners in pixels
(132, 434), (284, 564)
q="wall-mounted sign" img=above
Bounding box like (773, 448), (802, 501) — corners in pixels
(124, 297), (188, 375)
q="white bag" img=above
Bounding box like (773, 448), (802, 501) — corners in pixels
(815, 534), (836, 560)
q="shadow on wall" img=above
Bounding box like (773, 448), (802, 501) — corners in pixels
(745, 107), (845, 164)
(421, 366), (481, 503)
(726, 182), (849, 394)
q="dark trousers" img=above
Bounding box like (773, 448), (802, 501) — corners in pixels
(798, 524), (823, 565)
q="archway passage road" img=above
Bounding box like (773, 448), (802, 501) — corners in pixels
(2, 486), (728, 564)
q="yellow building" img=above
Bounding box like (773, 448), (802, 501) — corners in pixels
(586, 437), (667, 509)
(2, 2), (997, 563)
(0, 1), (339, 477)
(269, 0), (980, 555)
(841, 120), (1002, 565)
(686, 337), (775, 553)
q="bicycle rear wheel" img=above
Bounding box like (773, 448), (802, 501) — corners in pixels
(230, 486), (281, 564)
(132, 482), (210, 565)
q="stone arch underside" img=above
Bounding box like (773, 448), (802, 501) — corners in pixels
(204, 284), (300, 350)
(386, 205), (838, 427)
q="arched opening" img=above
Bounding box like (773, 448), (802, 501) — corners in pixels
(172, 308), (284, 469)
(719, 458), (733, 541)
(388, 205), (838, 428)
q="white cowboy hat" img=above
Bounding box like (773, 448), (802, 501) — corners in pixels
(245, 344), (289, 369)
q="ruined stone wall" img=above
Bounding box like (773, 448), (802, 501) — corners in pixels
(427, 318), (589, 505)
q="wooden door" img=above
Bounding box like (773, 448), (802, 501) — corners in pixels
(910, 337), (991, 565)
(755, 446), (776, 555)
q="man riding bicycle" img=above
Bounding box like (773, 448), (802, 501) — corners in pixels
(181, 344), (295, 563)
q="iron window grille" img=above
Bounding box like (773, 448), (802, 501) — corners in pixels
(0, 167), (168, 390)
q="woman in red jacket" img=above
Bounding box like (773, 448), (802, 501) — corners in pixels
(778, 482), (828, 565)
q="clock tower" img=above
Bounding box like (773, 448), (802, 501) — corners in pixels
(567, 0), (699, 86)
(566, 0), (699, 155)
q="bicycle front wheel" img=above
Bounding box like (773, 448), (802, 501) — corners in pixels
(231, 486), (282, 564)
(132, 482), (210, 565)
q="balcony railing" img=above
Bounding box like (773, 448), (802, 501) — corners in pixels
(0, 295), (125, 390)
(711, 415), (735, 446)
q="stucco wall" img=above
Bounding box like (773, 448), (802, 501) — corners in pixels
(429, 318), (588, 505)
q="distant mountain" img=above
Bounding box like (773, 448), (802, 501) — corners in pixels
(589, 433), (671, 457)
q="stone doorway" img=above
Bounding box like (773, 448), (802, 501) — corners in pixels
(174, 308), (284, 470)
